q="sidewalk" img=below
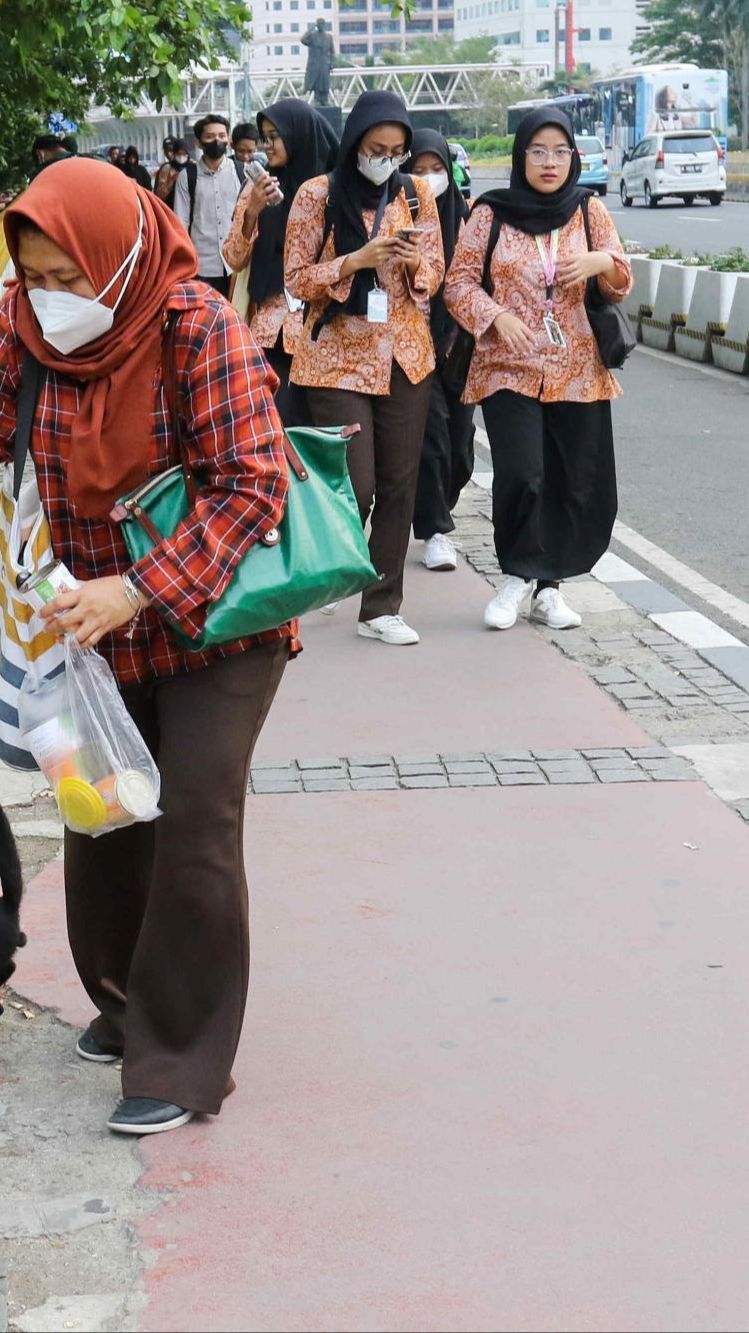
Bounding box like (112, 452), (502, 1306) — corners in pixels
(3, 485), (749, 1333)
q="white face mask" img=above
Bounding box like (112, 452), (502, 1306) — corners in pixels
(423, 170), (449, 199)
(28, 202), (144, 356)
(357, 153), (399, 187)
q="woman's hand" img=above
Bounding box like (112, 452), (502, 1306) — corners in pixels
(556, 250), (616, 286)
(493, 311), (537, 357)
(40, 576), (148, 649)
(242, 176), (280, 237)
(352, 235), (399, 272)
(392, 231), (422, 277)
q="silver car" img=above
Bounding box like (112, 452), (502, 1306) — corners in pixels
(619, 131), (726, 208)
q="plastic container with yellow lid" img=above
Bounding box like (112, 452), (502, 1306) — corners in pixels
(56, 777), (108, 833)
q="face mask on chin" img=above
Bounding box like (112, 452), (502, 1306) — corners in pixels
(357, 153), (399, 187)
(423, 170), (449, 198)
(27, 201), (144, 357)
(203, 140), (228, 161)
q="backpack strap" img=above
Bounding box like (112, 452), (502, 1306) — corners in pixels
(580, 191), (593, 252)
(402, 173), (419, 221)
(14, 352), (43, 502)
(482, 211), (502, 295)
(185, 161), (197, 235)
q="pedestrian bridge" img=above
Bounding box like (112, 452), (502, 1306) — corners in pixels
(81, 61), (548, 157)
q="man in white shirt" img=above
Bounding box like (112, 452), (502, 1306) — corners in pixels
(174, 115), (243, 296)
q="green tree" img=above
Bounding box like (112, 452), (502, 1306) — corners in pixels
(0, 0), (251, 190)
(540, 66), (599, 95)
(455, 70), (531, 137)
(702, 0), (749, 146)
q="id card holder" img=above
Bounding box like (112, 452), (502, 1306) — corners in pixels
(367, 287), (388, 324)
(543, 314), (566, 348)
(284, 288), (304, 313)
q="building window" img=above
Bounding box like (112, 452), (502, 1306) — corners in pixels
(291, 21), (299, 30)
(341, 19), (368, 31)
(290, 0), (298, 6)
(438, 0), (452, 7)
(578, 26), (591, 40)
(374, 17), (400, 29)
(536, 28), (549, 41)
(438, 15), (452, 26)
(406, 17), (433, 28)
(291, 43), (300, 52)
(274, 44), (283, 54)
(599, 26), (612, 38)
(498, 29), (520, 43)
(273, 23), (282, 32)
(273, 1), (281, 8)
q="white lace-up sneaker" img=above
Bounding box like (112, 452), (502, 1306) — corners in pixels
(483, 576), (533, 630)
(530, 586), (582, 630)
(320, 602), (340, 615)
(422, 533), (457, 571)
(357, 615), (420, 646)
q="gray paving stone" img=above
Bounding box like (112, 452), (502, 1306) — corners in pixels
(250, 767), (299, 782)
(346, 754), (394, 768)
(397, 762), (447, 777)
(545, 770), (597, 784)
(443, 760), (492, 774)
(251, 760), (297, 772)
(448, 773), (497, 788)
(591, 668), (635, 685)
(649, 769), (699, 782)
(393, 753), (441, 765)
(699, 646), (749, 692)
(609, 683), (656, 701)
(498, 772), (547, 786)
(0, 1195), (112, 1239)
(349, 765), (395, 779)
(621, 698), (662, 710)
(400, 774), (449, 789)
(490, 760), (541, 775)
(532, 749), (582, 760)
(582, 748), (629, 758)
(626, 746), (672, 758)
(595, 769), (650, 783)
(296, 757), (344, 771)
(486, 750), (533, 762)
(732, 799), (749, 821)
(297, 767), (347, 782)
(439, 751), (487, 762)
(590, 756), (638, 770)
(351, 776), (399, 791)
(538, 761), (593, 774)
(610, 580), (690, 615)
(251, 779), (302, 795)
(301, 778), (352, 793)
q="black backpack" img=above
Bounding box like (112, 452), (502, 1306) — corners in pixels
(184, 158), (247, 233)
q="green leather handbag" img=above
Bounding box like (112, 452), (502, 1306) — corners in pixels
(110, 329), (377, 649)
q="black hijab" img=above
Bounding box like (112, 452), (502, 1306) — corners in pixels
(405, 129), (469, 355)
(327, 91), (413, 321)
(475, 107), (589, 235)
(250, 97), (338, 305)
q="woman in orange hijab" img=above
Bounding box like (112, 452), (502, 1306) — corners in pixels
(1, 157), (292, 1135)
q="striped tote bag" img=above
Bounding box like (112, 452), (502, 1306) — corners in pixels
(0, 354), (64, 770)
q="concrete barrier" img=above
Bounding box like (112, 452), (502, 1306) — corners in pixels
(674, 269), (738, 363)
(625, 255), (664, 339)
(641, 263), (704, 352)
(712, 273), (749, 374)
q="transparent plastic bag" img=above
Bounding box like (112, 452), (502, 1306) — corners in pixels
(18, 636), (161, 837)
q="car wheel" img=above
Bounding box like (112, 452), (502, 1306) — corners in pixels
(644, 181), (658, 208)
(620, 180), (632, 207)
(683, 195), (695, 206)
(709, 193), (723, 207)
(598, 184), (608, 197)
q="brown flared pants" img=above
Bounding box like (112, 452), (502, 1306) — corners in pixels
(64, 642), (288, 1115)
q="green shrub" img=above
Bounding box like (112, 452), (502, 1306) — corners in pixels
(456, 133), (514, 157)
(708, 248), (749, 273)
(648, 244), (684, 260)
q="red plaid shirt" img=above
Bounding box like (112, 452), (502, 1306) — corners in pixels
(0, 281), (299, 685)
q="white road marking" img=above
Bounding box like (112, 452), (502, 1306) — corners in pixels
(472, 471), (493, 491)
(650, 609), (744, 648)
(679, 216), (722, 223)
(591, 552), (648, 582)
(634, 343), (749, 387)
(614, 519), (749, 630)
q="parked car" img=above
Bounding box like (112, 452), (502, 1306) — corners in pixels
(619, 131), (726, 208)
(574, 135), (608, 196)
(447, 142), (471, 200)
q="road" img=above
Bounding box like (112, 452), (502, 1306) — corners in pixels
(472, 170), (749, 255)
(475, 348), (749, 647)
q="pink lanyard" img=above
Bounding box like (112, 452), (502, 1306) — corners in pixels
(534, 230), (559, 310)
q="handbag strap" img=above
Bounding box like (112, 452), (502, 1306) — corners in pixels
(14, 351), (43, 502)
(580, 192), (593, 252)
(482, 212), (502, 295)
(162, 312), (309, 490)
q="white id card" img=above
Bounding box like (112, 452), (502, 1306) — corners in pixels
(367, 288), (389, 324)
(543, 314), (566, 348)
(284, 288), (304, 313)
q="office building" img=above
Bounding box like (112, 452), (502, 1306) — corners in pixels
(454, 0), (646, 78)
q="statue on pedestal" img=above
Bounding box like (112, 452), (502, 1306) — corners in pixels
(302, 18), (335, 107)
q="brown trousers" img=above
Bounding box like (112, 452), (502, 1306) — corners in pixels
(64, 642), (288, 1115)
(307, 362), (433, 621)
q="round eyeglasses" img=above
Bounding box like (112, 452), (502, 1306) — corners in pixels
(526, 147), (574, 166)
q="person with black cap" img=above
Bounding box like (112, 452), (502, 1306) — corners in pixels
(445, 107), (631, 633)
(223, 98), (338, 425)
(405, 129), (474, 573)
(284, 91), (444, 646)
(154, 136), (190, 209)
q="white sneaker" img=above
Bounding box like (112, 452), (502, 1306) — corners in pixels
(422, 533), (457, 571)
(530, 586), (582, 630)
(357, 615), (420, 646)
(483, 576), (533, 630)
(320, 602), (340, 615)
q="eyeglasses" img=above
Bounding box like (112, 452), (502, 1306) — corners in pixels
(362, 152), (409, 168)
(526, 147), (574, 166)
(261, 133), (282, 147)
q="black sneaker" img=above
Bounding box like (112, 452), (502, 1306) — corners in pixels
(107, 1097), (193, 1136)
(76, 1028), (123, 1063)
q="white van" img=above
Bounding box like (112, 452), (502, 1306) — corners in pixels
(619, 131), (726, 208)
